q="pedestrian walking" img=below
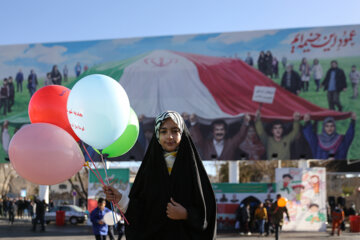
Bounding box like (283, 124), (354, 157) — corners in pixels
(331, 204), (345, 236)
(32, 198), (46, 232)
(90, 198), (111, 240)
(270, 194), (290, 240)
(254, 202), (267, 236)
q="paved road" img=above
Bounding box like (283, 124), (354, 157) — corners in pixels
(1, 217), (359, 240)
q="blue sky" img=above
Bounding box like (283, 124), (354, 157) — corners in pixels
(1, 0), (360, 45)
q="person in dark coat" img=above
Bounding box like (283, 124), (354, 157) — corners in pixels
(189, 115), (250, 160)
(3, 197), (9, 217)
(321, 60), (347, 111)
(15, 69), (24, 92)
(0, 79), (9, 115)
(270, 194), (290, 240)
(104, 111), (217, 240)
(27, 70), (38, 97)
(272, 57), (279, 79)
(281, 64), (301, 95)
(32, 198), (46, 231)
(8, 199), (15, 224)
(257, 51), (266, 75)
(264, 51), (273, 78)
(51, 65), (62, 85)
(239, 204), (251, 235)
(7, 77), (15, 113)
(245, 52), (254, 66)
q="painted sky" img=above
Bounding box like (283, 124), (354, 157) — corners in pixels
(1, 24), (360, 78)
(1, 0), (360, 78)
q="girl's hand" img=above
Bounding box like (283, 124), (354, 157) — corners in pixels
(166, 198), (188, 220)
(103, 185), (122, 203)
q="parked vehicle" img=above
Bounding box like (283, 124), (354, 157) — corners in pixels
(45, 205), (87, 225)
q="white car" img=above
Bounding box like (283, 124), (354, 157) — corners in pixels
(45, 205), (87, 225)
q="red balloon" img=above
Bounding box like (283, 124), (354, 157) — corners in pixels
(28, 85), (79, 142)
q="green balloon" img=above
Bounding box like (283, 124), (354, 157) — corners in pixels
(95, 108), (139, 158)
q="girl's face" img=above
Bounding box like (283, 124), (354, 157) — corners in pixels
(159, 118), (181, 152)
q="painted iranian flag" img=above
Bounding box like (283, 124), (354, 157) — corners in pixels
(86, 50), (350, 120)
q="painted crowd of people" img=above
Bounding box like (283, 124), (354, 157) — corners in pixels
(184, 111), (355, 161)
(115, 110), (356, 162)
(245, 51), (360, 111)
(0, 62), (89, 116)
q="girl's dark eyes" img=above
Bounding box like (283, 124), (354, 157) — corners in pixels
(160, 128), (180, 134)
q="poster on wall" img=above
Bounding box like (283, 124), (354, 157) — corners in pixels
(0, 24), (359, 161)
(213, 183), (275, 232)
(88, 168), (129, 212)
(275, 167), (327, 231)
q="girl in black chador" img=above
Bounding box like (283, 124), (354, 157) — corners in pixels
(104, 111), (217, 240)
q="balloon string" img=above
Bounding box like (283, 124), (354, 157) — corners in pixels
(100, 153), (110, 184)
(81, 142), (105, 185)
(101, 155), (117, 227)
(101, 154), (129, 225)
(84, 147), (128, 225)
(82, 150), (129, 225)
(81, 143), (129, 225)
(114, 202), (129, 225)
(86, 163), (105, 186)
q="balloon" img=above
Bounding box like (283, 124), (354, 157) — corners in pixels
(67, 74), (130, 149)
(277, 197), (288, 207)
(95, 108), (139, 158)
(103, 211), (121, 226)
(28, 85), (79, 142)
(9, 123), (85, 185)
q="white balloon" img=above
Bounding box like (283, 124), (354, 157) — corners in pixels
(103, 211), (121, 226)
(67, 74), (130, 149)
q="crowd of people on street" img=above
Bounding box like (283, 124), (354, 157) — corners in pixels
(232, 194), (289, 239)
(0, 196), (46, 231)
(0, 196), (35, 222)
(222, 194), (357, 238)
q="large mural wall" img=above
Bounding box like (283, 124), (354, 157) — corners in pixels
(1, 24), (359, 161)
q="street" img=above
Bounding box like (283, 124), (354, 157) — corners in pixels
(0, 217), (359, 240)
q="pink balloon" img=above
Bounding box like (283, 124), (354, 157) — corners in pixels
(9, 123), (85, 185)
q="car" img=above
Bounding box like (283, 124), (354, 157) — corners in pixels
(45, 205), (87, 225)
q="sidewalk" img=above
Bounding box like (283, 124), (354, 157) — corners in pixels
(0, 217), (359, 240)
(0, 217), (92, 238)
